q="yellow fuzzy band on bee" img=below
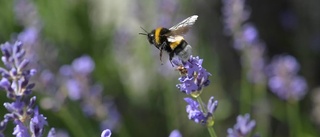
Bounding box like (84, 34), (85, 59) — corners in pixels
(169, 36), (184, 50)
(155, 27), (162, 44)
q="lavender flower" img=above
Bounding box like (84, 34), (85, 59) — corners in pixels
(267, 55), (307, 101)
(174, 56), (211, 96)
(184, 96), (218, 126)
(0, 41), (53, 137)
(101, 129), (112, 137)
(227, 114), (256, 137)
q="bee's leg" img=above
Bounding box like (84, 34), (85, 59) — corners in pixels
(159, 46), (164, 65)
(169, 52), (174, 67)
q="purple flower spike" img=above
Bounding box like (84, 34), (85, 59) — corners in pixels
(267, 55), (308, 101)
(227, 114), (256, 137)
(101, 129), (112, 137)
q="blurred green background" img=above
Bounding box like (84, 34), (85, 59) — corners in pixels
(0, 0), (320, 137)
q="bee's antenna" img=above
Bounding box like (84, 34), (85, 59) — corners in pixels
(139, 33), (147, 35)
(139, 26), (149, 35)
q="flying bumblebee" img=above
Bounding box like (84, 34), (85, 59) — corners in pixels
(139, 15), (198, 66)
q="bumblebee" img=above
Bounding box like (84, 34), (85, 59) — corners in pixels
(139, 15), (198, 65)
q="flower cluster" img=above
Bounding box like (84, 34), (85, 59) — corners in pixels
(267, 55), (307, 101)
(227, 114), (256, 137)
(174, 56), (211, 96)
(0, 41), (54, 137)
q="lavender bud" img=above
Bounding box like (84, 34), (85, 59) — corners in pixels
(1, 45), (11, 58)
(47, 128), (56, 137)
(6, 92), (15, 99)
(18, 59), (29, 71)
(10, 68), (18, 76)
(27, 108), (34, 116)
(1, 71), (10, 78)
(27, 83), (35, 90)
(101, 129), (112, 137)
(24, 89), (32, 95)
(16, 50), (26, 60)
(12, 41), (22, 54)
(29, 69), (37, 76)
(0, 78), (10, 89)
(4, 113), (15, 120)
(28, 96), (37, 108)
(19, 78), (29, 88)
(0, 120), (8, 131)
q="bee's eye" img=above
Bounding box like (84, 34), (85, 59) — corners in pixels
(147, 34), (154, 44)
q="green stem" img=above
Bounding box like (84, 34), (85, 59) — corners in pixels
(286, 100), (301, 137)
(196, 96), (207, 113)
(251, 80), (269, 137)
(240, 64), (251, 114)
(207, 126), (218, 137)
(58, 107), (89, 137)
(196, 96), (218, 137)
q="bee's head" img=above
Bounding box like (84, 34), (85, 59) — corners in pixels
(147, 31), (155, 44)
(139, 27), (154, 44)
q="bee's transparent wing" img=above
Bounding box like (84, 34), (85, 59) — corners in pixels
(165, 15), (198, 36)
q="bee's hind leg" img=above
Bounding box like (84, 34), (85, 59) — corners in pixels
(169, 52), (174, 67)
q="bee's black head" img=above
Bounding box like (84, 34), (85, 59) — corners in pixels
(139, 27), (155, 44)
(147, 31), (155, 44)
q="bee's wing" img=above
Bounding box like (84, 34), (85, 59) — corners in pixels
(165, 15), (198, 36)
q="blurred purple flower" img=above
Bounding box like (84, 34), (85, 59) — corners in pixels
(174, 56), (211, 95)
(169, 129), (182, 137)
(227, 114), (256, 137)
(101, 129), (112, 137)
(71, 55), (95, 74)
(66, 79), (81, 100)
(18, 27), (39, 46)
(14, 0), (40, 27)
(184, 96), (218, 125)
(242, 24), (258, 44)
(246, 43), (266, 84)
(222, 0), (250, 36)
(267, 55), (307, 101)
